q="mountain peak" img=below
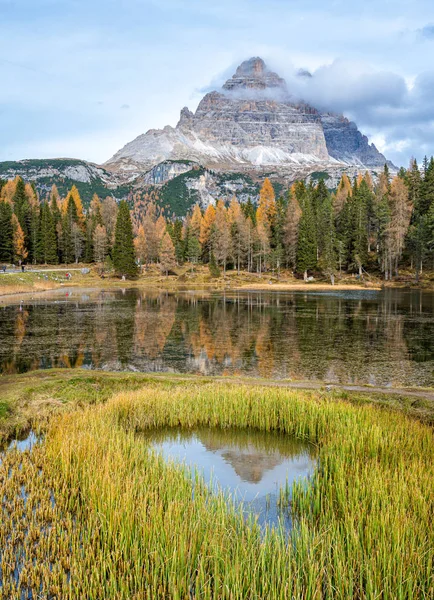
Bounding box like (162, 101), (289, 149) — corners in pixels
(105, 56), (392, 175)
(234, 57), (267, 77)
(223, 57), (286, 91)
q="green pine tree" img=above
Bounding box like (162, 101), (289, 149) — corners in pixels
(314, 181), (331, 260)
(407, 159), (422, 215)
(242, 198), (256, 225)
(12, 177), (31, 258)
(335, 195), (352, 272)
(318, 196), (337, 283)
(420, 157), (434, 215)
(60, 196), (78, 264)
(40, 202), (58, 264)
(374, 194), (391, 275)
(167, 220), (184, 263)
(84, 213), (94, 263)
(271, 195), (287, 252)
(296, 190), (317, 279)
(112, 200), (138, 278)
(408, 216), (430, 280)
(28, 204), (40, 264)
(0, 201), (14, 262)
(208, 251), (220, 278)
(186, 234), (201, 264)
(351, 180), (370, 275)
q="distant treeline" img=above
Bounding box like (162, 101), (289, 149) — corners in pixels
(0, 157), (433, 280)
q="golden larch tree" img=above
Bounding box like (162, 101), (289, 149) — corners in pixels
(93, 224), (107, 264)
(160, 231), (176, 275)
(228, 197), (248, 272)
(256, 178), (276, 228)
(134, 225), (148, 266)
(199, 204), (216, 258)
(0, 178), (17, 204)
(155, 215), (167, 240)
(212, 200), (231, 272)
(50, 185), (61, 208)
(12, 214), (28, 262)
(384, 176), (413, 279)
(63, 185), (85, 224)
(25, 183), (38, 208)
(364, 171), (374, 191)
(256, 178), (276, 271)
(90, 193), (102, 215)
(190, 204), (203, 239)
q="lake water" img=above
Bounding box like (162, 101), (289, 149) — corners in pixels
(0, 287), (433, 386)
(145, 427), (316, 532)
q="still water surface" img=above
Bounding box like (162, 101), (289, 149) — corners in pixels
(146, 427), (316, 532)
(0, 287), (433, 386)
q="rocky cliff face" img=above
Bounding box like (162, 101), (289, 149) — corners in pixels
(106, 57), (390, 178)
(320, 113), (390, 167)
(0, 158), (133, 203)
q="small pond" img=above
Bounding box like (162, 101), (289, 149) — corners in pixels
(145, 427), (317, 532)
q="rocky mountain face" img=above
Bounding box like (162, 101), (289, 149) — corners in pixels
(106, 57), (390, 179)
(0, 159), (133, 202)
(320, 113), (388, 168)
(1, 57), (393, 214)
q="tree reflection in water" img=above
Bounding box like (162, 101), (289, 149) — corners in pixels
(0, 288), (433, 387)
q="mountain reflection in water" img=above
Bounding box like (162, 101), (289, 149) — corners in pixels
(145, 427), (317, 532)
(0, 288), (433, 387)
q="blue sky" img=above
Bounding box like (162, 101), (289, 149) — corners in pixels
(1, 0), (434, 166)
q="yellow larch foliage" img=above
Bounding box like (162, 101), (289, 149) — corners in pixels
(12, 214), (28, 261)
(364, 171), (374, 191)
(333, 173), (352, 214)
(0, 179), (17, 204)
(155, 215), (167, 240)
(90, 193), (102, 214)
(24, 183), (38, 208)
(227, 196), (242, 224)
(199, 204), (216, 246)
(63, 185), (85, 223)
(256, 178), (276, 228)
(134, 225), (147, 264)
(50, 185), (61, 208)
(190, 204), (203, 238)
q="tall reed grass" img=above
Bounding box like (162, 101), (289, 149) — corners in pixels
(1, 383), (433, 599)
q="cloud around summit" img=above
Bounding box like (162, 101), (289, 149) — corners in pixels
(202, 56), (434, 166)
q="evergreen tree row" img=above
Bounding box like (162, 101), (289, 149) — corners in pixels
(1, 157), (434, 281)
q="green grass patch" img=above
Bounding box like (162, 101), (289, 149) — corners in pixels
(0, 401), (9, 419)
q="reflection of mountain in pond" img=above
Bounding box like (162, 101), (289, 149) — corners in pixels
(146, 426), (316, 532)
(218, 450), (283, 483)
(197, 428), (313, 484)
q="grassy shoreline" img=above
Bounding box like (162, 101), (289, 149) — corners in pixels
(1, 264), (433, 300)
(0, 371), (433, 598)
(1, 369), (433, 446)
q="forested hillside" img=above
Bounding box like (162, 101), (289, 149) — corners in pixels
(0, 158), (433, 281)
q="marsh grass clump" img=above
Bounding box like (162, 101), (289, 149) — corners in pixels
(0, 382), (433, 599)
